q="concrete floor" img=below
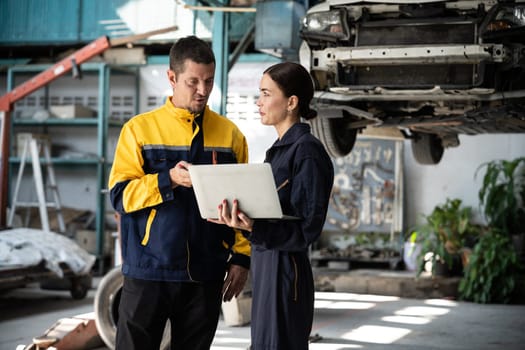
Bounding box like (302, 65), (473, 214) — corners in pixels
(1, 274), (525, 350)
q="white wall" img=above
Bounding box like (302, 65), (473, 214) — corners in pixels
(403, 134), (525, 230)
(114, 0), (212, 40)
(226, 61), (279, 163)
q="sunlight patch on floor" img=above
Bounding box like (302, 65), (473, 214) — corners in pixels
(315, 300), (375, 310)
(342, 325), (411, 344)
(425, 299), (458, 307)
(382, 315), (431, 325)
(310, 343), (363, 349)
(315, 292), (399, 303)
(213, 337), (251, 344)
(395, 306), (450, 317)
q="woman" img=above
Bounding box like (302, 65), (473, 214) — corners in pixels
(212, 62), (334, 349)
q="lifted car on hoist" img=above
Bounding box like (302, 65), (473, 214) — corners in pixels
(299, 0), (525, 164)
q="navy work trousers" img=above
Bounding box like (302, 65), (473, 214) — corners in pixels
(116, 276), (223, 350)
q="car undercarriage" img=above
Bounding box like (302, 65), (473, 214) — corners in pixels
(300, 0), (525, 164)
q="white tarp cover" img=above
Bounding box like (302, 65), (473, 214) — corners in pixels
(0, 228), (96, 277)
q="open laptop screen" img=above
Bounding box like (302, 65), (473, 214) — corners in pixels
(188, 163), (295, 219)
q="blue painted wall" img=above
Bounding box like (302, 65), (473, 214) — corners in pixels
(0, 0), (253, 45)
(0, 0), (123, 44)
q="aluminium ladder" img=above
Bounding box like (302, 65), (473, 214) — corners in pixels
(7, 134), (65, 233)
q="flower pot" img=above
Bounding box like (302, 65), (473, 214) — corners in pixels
(434, 254), (463, 277)
(403, 242), (422, 272)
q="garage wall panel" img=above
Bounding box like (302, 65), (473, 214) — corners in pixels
(0, 0), (82, 43)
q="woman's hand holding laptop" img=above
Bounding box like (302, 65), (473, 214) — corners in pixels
(208, 199), (254, 232)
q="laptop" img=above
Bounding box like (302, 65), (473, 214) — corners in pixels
(188, 163), (299, 220)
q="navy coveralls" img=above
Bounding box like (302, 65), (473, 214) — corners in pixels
(249, 122), (334, 350)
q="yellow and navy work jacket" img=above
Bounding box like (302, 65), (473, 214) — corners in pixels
(108, 98), (250, 282)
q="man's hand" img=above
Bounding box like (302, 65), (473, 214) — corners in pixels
(169, 160), (192, 188)
(222, 264), (249, 302)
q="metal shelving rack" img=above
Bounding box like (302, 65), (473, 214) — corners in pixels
(7, 62), (139, 267)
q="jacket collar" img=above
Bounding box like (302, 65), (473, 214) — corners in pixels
(164, 97), (207, 121)
(273, 122), (311, 148)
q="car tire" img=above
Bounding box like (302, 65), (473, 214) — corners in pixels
(411, 133), (444, 165)
(94, 266), (171, 350)
(69, 277), (90, 300)
(309, 115), (357, 158)
(94, 267), (123, 350)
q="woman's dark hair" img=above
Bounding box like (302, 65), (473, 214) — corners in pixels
(169, 36), (215, 74)
(263, 62), (317, 120)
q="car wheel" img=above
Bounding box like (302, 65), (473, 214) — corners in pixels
(94, 267), (122, 349)
(411, 132), (444, 165)
(69, 278), (89, 300)
(309, 115), (357, 158)
(94, 266), (170, 350)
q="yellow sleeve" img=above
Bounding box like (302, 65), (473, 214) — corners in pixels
(108, 121), (166, 213)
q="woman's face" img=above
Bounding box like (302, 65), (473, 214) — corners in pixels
(256, 73), (290, 127)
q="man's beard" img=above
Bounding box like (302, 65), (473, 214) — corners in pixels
(189, 107), (204, 115)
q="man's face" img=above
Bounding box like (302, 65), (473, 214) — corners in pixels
(168, 59), (215, 114)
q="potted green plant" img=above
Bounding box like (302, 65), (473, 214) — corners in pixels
(403, 231), (422, 272)
(476, 156), (525, 259)
(415, 198), (480, 277)
(459, 230), (520, 303)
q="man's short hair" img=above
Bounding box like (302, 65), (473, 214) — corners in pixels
(169, 36), (216, 74)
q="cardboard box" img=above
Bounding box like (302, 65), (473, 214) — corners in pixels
(30, 312), (104, 350)
(221, 275), (252, 326)
(15, 132), (33, 157)
(15, 132), (50, 157)
(221, 294), (252, 326)
(75, 229), (113, 255)
(49, 104), (95, 119)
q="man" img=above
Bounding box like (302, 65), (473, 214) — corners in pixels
(108, 36), (250, 350)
